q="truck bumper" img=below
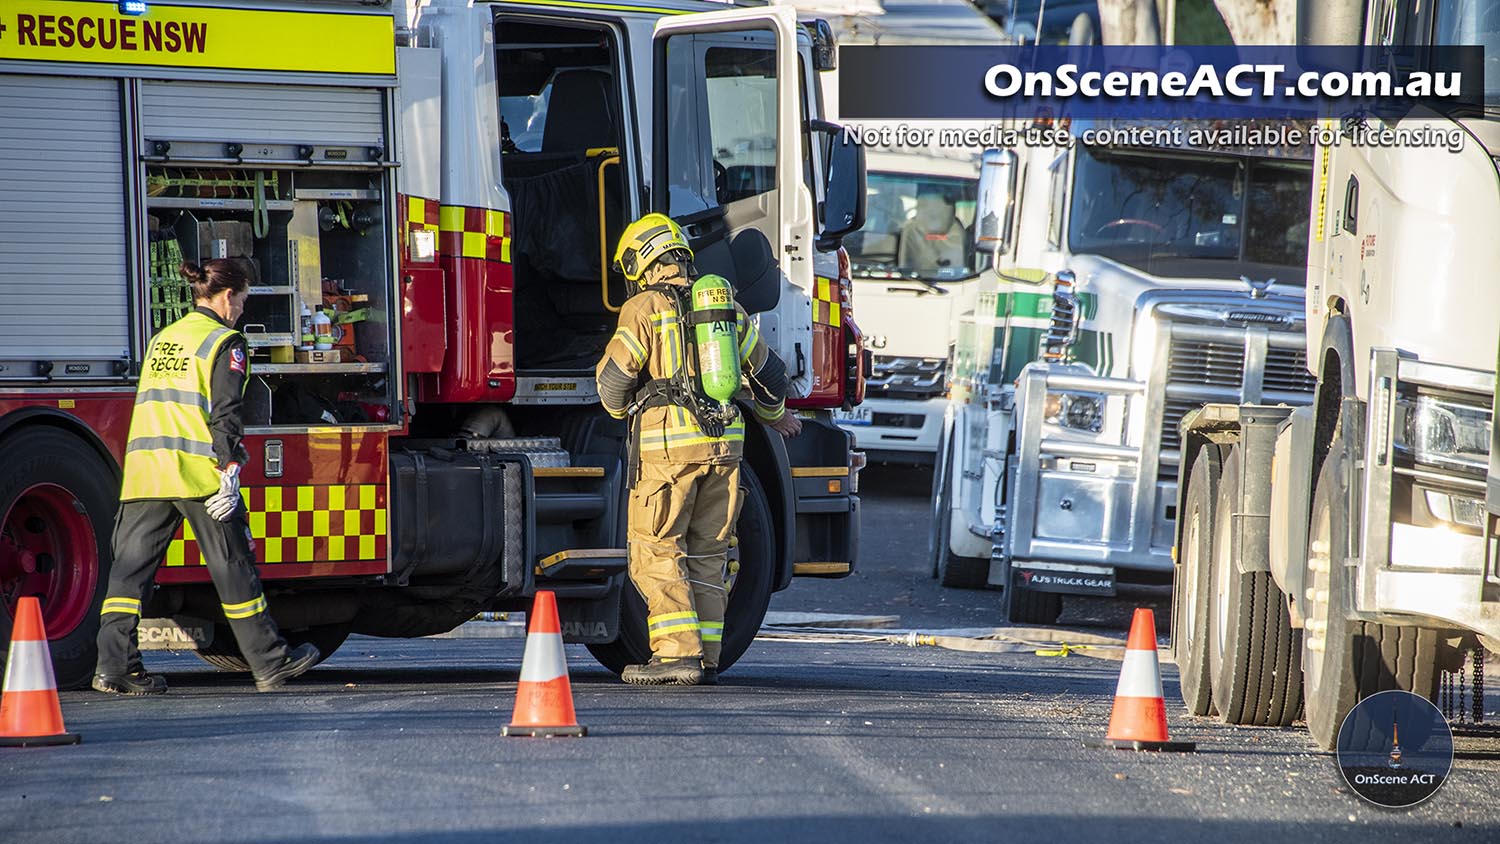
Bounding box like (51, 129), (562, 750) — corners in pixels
(786, 414), (861, 579)
(998, 365), (1174, 585)
(1358, 351), (1500, 642)
(835, 396), (945, 461)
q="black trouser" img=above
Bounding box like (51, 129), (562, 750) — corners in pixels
(96, 498), (289, 677)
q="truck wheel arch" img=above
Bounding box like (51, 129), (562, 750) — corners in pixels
(1313, 310), (1358, 471)
(0, 408), (122, 485)
(742, 415), (795, 592)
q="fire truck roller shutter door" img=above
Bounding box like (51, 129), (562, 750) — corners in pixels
(0, 76), (130, 368)
(138, 81), (385, 149)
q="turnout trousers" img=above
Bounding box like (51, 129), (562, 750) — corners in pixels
(96, 498), (291, 676)
(628, 461), (742, 668)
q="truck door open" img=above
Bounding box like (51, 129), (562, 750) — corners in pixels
(654, 7), (817, 398)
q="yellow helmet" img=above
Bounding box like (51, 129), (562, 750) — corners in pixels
(612, 213), (692, 283)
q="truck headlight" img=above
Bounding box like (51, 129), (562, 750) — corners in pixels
(1044, 392), (1103, 433)
(1395, 395), (1492, 473)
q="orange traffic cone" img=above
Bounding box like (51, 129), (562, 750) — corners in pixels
(503, 591), (587, 737)
(1099, 608), (1194, 752)
(1, 596), (81, 747)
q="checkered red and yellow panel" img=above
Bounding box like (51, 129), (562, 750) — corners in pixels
(813, 276), (842, 327)
(166, 484), (388, 566)
(439, 205), (511, 263)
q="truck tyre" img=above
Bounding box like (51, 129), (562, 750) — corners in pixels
(1302, 429), (1442, 749)
(196, 622), (351, 672)
(0, 427), (116, 690)
(930, 437), (988, 589)
(587, 466), (775, 677)
(1208, 447), (1302, 726)
(1003, 571), (1063, 625)
(1175, 443), (1222, 717)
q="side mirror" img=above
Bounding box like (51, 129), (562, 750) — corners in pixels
(976, 148), (1019, 255)
(804, 19), (837, 72)
(813, 120), (866, 250)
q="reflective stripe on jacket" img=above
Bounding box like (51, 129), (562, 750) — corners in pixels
(121, 312), (243, 500)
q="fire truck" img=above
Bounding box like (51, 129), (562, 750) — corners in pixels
(1170, 0), (1500, 749)
(0, 0), (868, 688)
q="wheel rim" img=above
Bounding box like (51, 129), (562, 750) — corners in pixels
(1212, 511), (1230, 665)
(1304, 489), (1334, 694)
(929, 441), (950, 565)
(0, 483), (99, 639)
(1180, 511), (1198, 635)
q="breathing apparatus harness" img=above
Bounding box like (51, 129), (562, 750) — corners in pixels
(626, 278), (741, 439)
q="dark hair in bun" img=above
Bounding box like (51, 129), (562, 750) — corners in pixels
(181, 258), (251, 303)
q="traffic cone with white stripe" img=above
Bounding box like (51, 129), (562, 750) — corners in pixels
(0, 597), (81, 747)
(1099, 608), (1194, 752)
(503, 591), (587, 737)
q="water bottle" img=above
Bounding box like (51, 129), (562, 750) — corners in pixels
(312, 306), (334, 351)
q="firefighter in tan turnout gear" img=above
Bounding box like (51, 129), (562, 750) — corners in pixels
(93, 259), (320, 695)
(597, 214), (800, 686)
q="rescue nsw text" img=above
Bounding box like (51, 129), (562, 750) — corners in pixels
(13, 14), (208, 54)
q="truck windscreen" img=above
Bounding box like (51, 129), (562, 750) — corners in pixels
(1433, 0), (1500, 106)
(1067, 145), (1310, 284)
(844, 172), (990, 283)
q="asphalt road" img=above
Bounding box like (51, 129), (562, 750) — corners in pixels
(3, 465), (1497, 843)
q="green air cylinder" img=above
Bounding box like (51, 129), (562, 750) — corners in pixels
(690, 274), (742, 404)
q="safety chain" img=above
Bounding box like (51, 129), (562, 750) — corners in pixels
(1441, 646), (1492, 735)
(1474, 647), (1485, 726)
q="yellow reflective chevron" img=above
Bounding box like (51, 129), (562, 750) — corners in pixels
(221, 595), (268, 619)
(101, 597), (142, 617)
(122, 311), (243, 500)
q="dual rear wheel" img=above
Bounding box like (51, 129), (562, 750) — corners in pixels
(1178, 443), (1304, 730)
(1179, 430), (1450, 750)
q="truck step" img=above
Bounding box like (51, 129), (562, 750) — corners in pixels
(464, 436), (570, 467)
(536, 549), (627, 580)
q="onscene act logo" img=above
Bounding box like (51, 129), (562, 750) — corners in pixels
(1336, 690), (1454, 808)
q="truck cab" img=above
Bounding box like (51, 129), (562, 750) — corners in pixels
(838, 149), (988, 463)
(1165, 0), (1500, 749)
(934, 121), (1316, 619)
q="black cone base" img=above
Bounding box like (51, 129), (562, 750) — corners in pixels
(1085, 737), (1196, 752)
(0, 731), (82, 747)
(503, 724), (588, 737)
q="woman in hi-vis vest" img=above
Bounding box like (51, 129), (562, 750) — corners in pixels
(94, 259), (318, 695)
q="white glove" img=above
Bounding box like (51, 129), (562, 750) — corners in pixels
(205, 463), (242, 522)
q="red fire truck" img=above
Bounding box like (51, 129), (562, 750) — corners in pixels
(0, 0), (867, 687)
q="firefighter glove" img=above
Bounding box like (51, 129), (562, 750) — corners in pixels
(205, 462), (242, 522)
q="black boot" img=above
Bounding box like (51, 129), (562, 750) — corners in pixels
(699, 665), (718, 686)
(91, 669), (168, 696)
(621, 656), (703, 686)
(253, 643), (320, 692)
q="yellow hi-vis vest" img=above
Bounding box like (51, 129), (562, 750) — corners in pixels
(120, 311), (243, 500)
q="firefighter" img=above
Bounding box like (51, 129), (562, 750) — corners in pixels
(93, 259), (320, 695)
(597, 214), (800, 686)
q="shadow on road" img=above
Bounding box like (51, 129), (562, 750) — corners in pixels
(252, 814), (1487, 844)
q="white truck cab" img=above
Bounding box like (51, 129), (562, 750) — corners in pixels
(933, 121), (1316, 608)
(837, 148), (987, 463)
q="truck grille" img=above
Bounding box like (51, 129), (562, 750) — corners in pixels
(1166, 338), (1245, 387)
(865, 355), (947, 400)
(1158, 328), (1315, 471)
